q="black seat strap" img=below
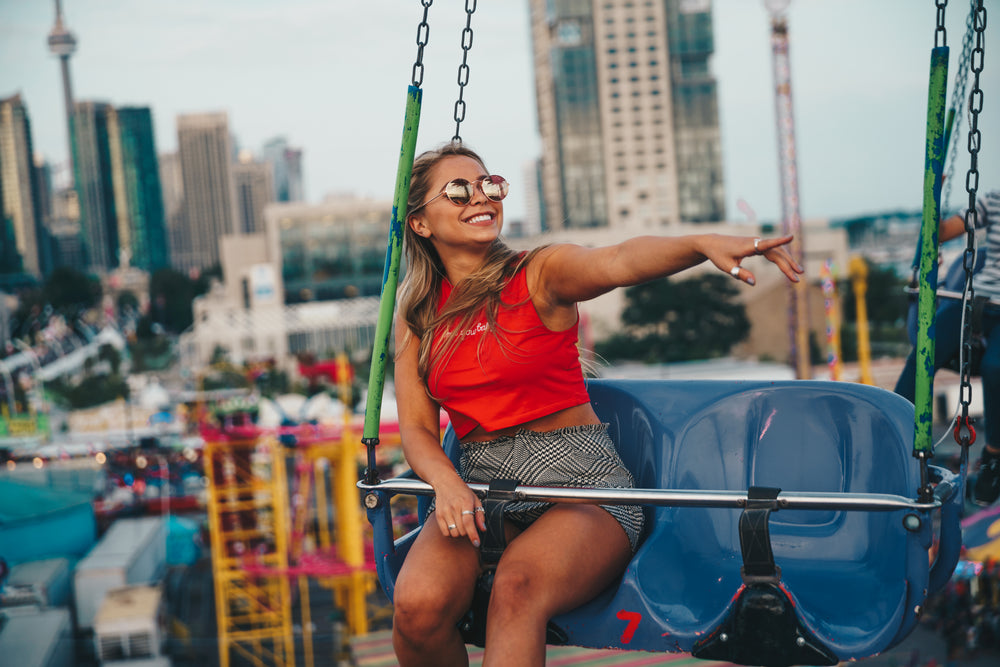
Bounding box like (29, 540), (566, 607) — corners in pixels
(480, 478), (519, 567)
(739, 486), (782, 583)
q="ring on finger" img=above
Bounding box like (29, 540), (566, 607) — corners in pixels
(754, 237), (762, 254)
(474, 507), (485, 513)
(447, 523), (457, 530)
(461, 510), (476, 516)
(730, 265), (741, 278)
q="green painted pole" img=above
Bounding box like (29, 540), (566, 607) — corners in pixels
(914, 46), (949, 455)
(943, 108), (956, 161)
(363, 85), (422, 474)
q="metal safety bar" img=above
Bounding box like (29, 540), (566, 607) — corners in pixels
(905, 285), (996, 305)
(359, 476), (950, 512)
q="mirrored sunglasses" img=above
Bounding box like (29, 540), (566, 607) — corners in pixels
(415, 175), (509, 212)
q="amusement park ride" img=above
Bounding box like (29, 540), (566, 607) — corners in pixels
(355, 1), (989, 667)
(146, 1), (989, 666)
(200, 354), (382, 667)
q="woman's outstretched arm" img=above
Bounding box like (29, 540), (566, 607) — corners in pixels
(532, 233), (803, 307)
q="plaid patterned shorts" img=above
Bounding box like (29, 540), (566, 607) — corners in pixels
(458, 424), (644, 552)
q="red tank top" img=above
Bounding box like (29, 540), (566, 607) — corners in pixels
(428, 265), (591, 438)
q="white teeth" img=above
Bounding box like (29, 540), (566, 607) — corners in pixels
(466, 214), (492, 224)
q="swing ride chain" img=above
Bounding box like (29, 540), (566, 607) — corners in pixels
(411, 0), (433, 88)
(955, 0), (986, 449)
(453, 0), (477, 143)
(935, 0), (948, 48)
(942, 0), (978, 214)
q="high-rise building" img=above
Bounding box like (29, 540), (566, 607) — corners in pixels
(666, 0), (725, 223)
(265, 196), (390, 304)
(107, 107), (169, 271)
(176, 112), (238, 272)
(71, 100), (118, 270)
(0, 94), (47, 276)
(46, 184), (83, 271)
(32, 155), (58, 276)
(233, 153), (274, 235)
(158, 151), (187, 269)
(261, 136), (304, 203)
(529, 0), (724, 231)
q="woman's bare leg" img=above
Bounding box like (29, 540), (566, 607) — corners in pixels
(481, 505), (632, 667)
(392, 510), (483, 667)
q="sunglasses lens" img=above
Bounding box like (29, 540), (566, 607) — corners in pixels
(482, 176), (509, 202)
(444, 179), (474, 205)
(437, 176), (509, 206)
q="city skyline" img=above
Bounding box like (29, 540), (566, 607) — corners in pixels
(1, 0), (998, 227)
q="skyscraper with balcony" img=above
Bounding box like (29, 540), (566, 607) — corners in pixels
(175, 112), (238, 272)
(0, 94), (48, 277)
(108, 107), (169, 272)
(529, 0), (724, 231)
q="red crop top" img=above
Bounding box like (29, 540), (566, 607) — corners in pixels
(427, 265), (592, 439)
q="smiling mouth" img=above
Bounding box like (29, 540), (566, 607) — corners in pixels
(464, 213), (494, 225)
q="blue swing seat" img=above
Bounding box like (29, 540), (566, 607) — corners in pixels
(363, 379), (962, 663)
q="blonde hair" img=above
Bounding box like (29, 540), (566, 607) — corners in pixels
(398, 142), (542, 389)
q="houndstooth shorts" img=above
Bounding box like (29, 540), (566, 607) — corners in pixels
(457, 423), (645, 552)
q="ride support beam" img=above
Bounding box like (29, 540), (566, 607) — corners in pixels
(767, 7), (811, 379)
(363, 84), (422, 474)
(914, 46), (949, 455)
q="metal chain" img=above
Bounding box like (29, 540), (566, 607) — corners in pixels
(452, 0), (477, 143)
(956, 0), (986, 445)
(942, 0), (977, 214)
(411, 0), (433, 88)
(935, 0), (949, 48)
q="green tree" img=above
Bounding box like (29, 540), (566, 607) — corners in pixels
(149, 268), (213, 333)
(44, 267), (102, 313)
(11, 267), (102, 338)
(116, 290), (140, 315)
(595, 274), (750, 363)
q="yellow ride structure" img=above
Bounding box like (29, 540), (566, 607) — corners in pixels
(203, 355), (380, 667)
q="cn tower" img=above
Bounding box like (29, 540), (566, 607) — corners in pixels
(47, 0), (77, 181)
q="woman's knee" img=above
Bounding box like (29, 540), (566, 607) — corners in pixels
(490, 560), (543, 615)
(393, 577), (465, 639)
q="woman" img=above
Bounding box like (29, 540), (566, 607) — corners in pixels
(391, 142), (804, 666)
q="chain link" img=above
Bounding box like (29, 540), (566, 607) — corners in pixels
(957, 0), (986, 433)
(935, 0), (949, 47)
(411, 0), (434, 88)
(942, 0), (977, 214)
(452, 0), (477, 143)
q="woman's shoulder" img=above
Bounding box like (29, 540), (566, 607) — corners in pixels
(521, 243), (582, 305)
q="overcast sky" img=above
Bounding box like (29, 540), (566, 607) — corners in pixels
(1, 0), (997, 226)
